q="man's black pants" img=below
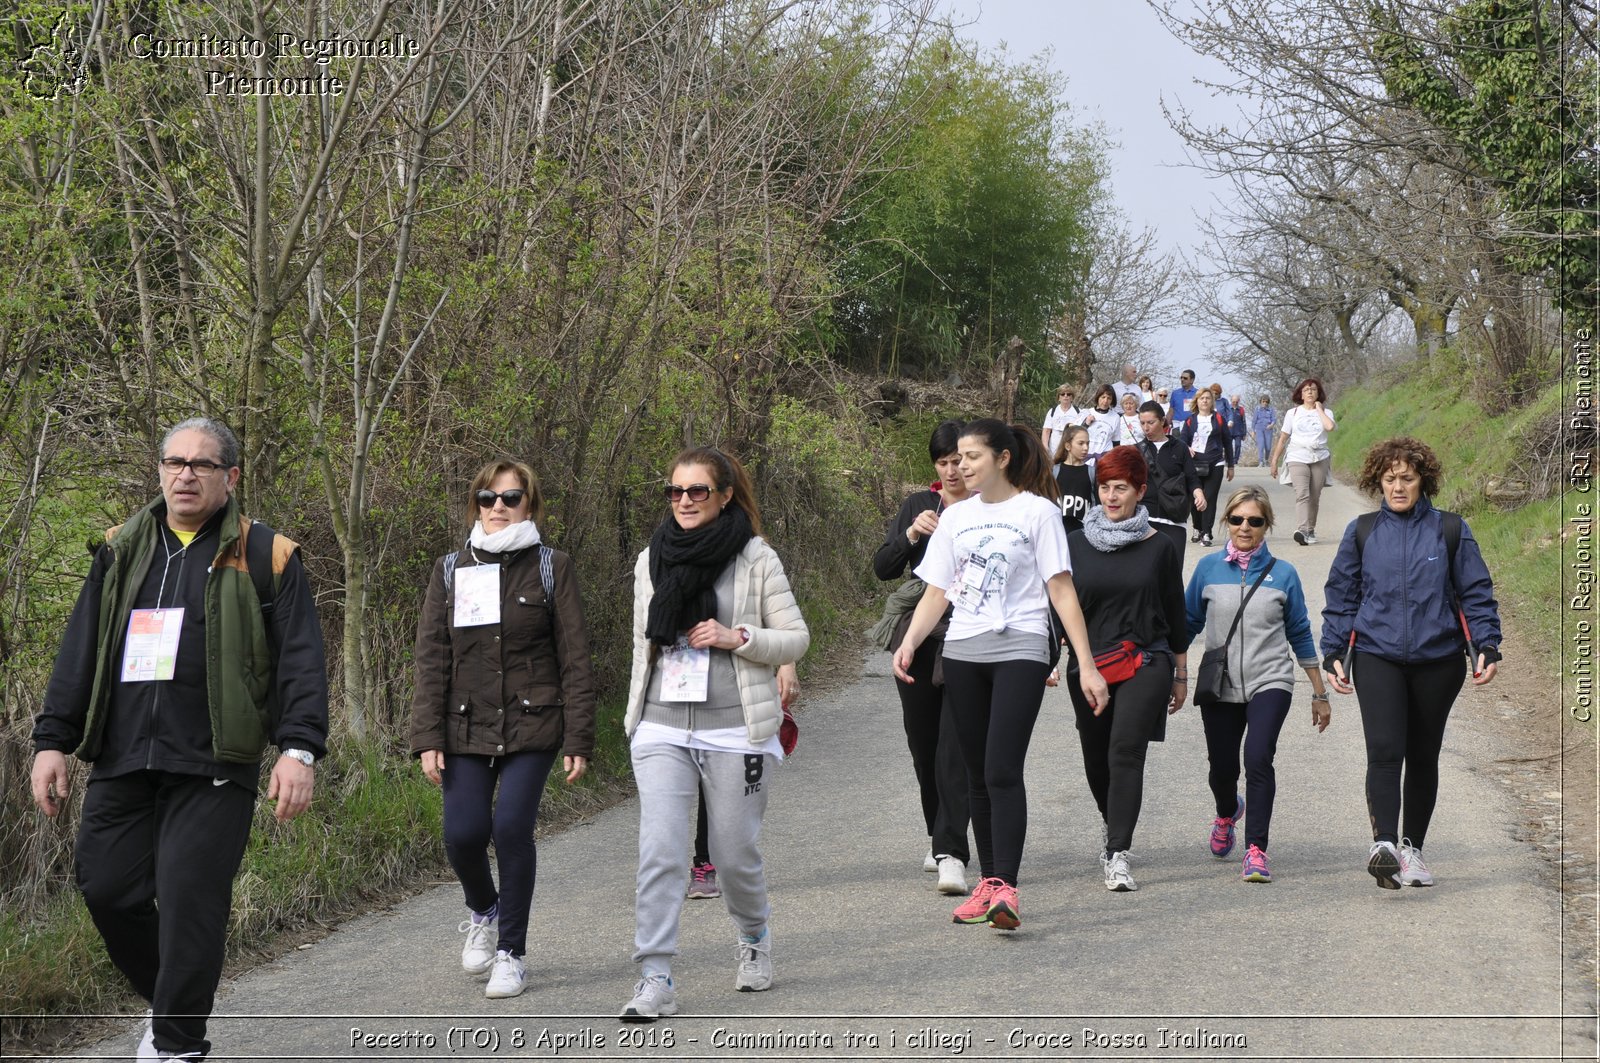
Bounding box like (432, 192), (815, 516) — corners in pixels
(76, 770), (255, 1059)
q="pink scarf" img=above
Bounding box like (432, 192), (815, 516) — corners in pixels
(1224, 541), (1258, 570)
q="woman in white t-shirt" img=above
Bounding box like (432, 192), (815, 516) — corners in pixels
(1041, 384), (1085, 458)
(1116, 392), (1143, 446)
(1268, 378), (1337, 545)
(893, 420), (1108, 932)
(1083, 385), (1118, 465)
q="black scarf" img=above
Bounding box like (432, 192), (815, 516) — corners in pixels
(645, 503), (754, 645)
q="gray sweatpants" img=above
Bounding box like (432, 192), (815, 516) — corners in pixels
(630, 741), (772, 978)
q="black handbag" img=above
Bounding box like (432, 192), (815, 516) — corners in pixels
(1194, 560), (1276, 707)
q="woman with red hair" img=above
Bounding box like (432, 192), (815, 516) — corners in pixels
(1064, 445), (1190, 893)
(1268, 378), (1336, 545)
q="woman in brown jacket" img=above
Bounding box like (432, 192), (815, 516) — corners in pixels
(410, 459), (596, 1000)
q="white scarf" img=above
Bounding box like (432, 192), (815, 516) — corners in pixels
(469, 519), (542, 553)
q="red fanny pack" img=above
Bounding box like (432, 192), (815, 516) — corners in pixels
(1092, 641), (1144, 685)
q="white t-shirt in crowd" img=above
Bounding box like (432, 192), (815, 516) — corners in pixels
(1117, 413), (1142, 446)
(914, 490), (1072, 643)
(1041, 403), (1085, 452)
(1084, 409), (1117, 455)
(1279, 405), (1335, 464)
(1191, 414), (1214, 453)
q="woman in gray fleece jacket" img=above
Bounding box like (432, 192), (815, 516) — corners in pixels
(1184, 486), (1330, 885)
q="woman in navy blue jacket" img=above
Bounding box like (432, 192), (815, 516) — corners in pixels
(1320, 438), (1501, 890)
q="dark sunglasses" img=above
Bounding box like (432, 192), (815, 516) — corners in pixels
(663, 484), (714, 502)
(1226, 514), (1267, 528)
(476, 489), (527, 508)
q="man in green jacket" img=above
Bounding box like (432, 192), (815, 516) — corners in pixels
(30, 417), (329, 1062)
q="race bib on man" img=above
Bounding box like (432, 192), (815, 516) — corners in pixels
(659, 636), (711, 702)
(453, 564), (501, 627)
(121, 608), (184, 682)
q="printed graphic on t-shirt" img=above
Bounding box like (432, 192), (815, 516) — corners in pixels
(950, 527), (1027, 617)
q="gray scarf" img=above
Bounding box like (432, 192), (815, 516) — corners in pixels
(1081, 504), (1152, 552)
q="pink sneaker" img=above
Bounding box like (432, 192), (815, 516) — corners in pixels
(1210, 795), (1244, 857)
(952, 877), (1003, 924)
(687, 861), (720, 899)
(1241, 844), (1272, 883)
(985, 883), (1020, 930)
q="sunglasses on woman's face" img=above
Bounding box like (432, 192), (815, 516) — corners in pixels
(663, 484), (714, 502)
(1226, 514), (1267, 527)
(476, 489), (526, 508)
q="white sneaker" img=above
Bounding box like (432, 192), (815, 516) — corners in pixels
(620, 974), (678, 1022)
(1398, 839), (1434, 887)
(935, 855), (967, 895)
(137, 1011), (157, 1062)
(923, 849), (938, 873)
(1304, 532), (1318, 545)
(484, 950), (527, 998)
(1368, 840), (1402, 889)
(1103, 850), (1137, 892)
(459, 912), (498, 974)
(735, 929), (773, 992)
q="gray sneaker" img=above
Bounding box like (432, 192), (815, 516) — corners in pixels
(1103, 850), (1137, 892)
(935, 855), (968, 895)
(735, 929), (773, 992)
(620, 974), (678, 1022)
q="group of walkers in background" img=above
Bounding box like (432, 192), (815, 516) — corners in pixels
(25, 397), (1504, 1052)
(873, 387), (1501, 933)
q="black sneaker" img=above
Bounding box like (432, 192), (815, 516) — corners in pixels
(1293, 530), (1308, 546)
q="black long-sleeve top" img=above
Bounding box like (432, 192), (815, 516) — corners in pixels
(1065, 530), (1190, 655)
(873, 486), (943, 581)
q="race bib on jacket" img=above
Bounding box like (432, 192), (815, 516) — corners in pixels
(453, 564), (501, 627)
(658, 636), (710, 702)
(121, 608), (184, 682)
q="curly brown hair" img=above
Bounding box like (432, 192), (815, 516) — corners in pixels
(1356, 437), (1442, 498)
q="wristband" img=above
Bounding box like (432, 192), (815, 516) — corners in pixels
(1311, 694), (1330, 703)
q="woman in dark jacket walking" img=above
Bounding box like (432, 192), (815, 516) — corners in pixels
(410, 459), (597, 998)
(1179, 388), (1235, 546)
(1320, 438), (1501, 890)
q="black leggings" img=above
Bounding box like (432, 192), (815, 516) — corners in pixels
(1068, 651), (1174, 854)
(940, 656), (1051, 885)
(894, 636), (971, 863)
(1200, 688), (1292, 850)
(1354, 653), (1465, 847)
(1191, 464), (1226, 536)
(441, 750), (558, 957)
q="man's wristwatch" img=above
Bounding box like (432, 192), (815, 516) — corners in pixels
(281, 748), (316, 768)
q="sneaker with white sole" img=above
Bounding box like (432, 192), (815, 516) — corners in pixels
(484, 950), (527, 998)
(137, 1011), (157, 1062)
(923, 849), (938, 873)
(735, 929), (773, 992)
(1398, 839), (1434, 887)
(459, 910), (498, 974)
(619, 974), (678, 1022)
(1103, 850), (1137, 892)
(935, 855), (967, 895)
(1368, 840), (1402, 889)
(1304, 532), (1318, 545)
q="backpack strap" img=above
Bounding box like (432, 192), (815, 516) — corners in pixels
(245, 519), (278, 616)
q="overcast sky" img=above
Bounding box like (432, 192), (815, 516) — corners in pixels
(956, 0), (1250, 402)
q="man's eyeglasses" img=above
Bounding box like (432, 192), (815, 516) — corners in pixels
(663, 484), (714, 502)
(476, 489), (527, 508)
(1225, 515), (1267, 528)
(160, 457), (226, 477)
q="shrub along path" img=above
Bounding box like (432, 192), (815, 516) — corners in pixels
(66, 470), (1589, 1061)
